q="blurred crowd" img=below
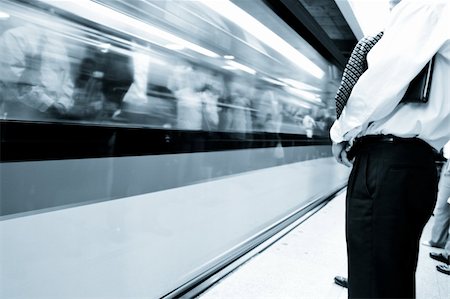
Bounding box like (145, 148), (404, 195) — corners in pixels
(0, 20), (333, 139)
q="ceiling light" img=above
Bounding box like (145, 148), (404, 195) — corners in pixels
(287, 87), (321, 103)
(39, 0), (220, 58)
(222, 65), (236, 71)
(226, 60), (256, 75)
(284, 97), (312, 109)
(0, 11), (10, 20)
(296, 102), (312, 109)
(262, 77), (287, 86)
(165, 44), (185, 51)
(224, 55), (235, 59)
(281, 78), (321, 91)
(199, 0), (325, 79)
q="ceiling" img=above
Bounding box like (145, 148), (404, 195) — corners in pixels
(297, 0), (357, 59)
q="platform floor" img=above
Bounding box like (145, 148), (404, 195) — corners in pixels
(199, 191), (449, 299)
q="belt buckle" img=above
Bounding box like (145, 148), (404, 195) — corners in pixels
(385, 136), (395, 142)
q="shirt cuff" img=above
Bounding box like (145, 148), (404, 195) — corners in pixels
(330, 120), (345, 144)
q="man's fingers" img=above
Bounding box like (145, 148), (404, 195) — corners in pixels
(341, 150), (353, 167)
(332, 142), (344, 164)
(332, 142), (354, 167)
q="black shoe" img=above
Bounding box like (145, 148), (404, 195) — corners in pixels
(429, 252), (450, 265)
(334, 276), (348, 288)
(436, 264), (450, 275)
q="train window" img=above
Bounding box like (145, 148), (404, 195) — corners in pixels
(0, 0), (340, 138)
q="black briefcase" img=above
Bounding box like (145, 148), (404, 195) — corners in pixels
(400, 57), (435, 103)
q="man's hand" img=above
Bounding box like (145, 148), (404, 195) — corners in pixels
(332, 141), (353, 167)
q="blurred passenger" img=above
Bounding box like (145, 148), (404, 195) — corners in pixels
(117, 42), (163, 125)
(302, 114), (316, 138)
(75, 58), (96, 89)
(255, 89), (282, 133)
(200, 70), (224, 131)
(70, 39), (134, 121)
(168, 64), (222, 132)
(0, 23), (73, 120)
(70, 57), (104, 119)
(168, 63), (208, 184)
(423, 140), (450, 275)
(317, 109), (335, 138)
(146, 84), (177, 128)
(330, 0), (450, 297)
(122, 43), (150, 107)
(224, 79), (253, 135)
(168, 62), (203, 130)
(199, 83), (221, 131)
(100, 46), (134, 118)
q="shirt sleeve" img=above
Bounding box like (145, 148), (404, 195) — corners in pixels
(330, 1), (449, 143)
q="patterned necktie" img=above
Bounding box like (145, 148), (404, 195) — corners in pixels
(335, 32), (384, 118)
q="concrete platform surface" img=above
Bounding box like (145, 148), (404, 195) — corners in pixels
(199, 191), (449, 299)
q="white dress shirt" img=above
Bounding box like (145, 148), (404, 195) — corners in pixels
(330, 0), (450, 151)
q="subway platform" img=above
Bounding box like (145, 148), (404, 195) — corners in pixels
(199, 191), (449, 299)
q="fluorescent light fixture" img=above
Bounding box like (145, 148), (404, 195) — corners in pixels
(224, 55), (235, 59)
(296, 102), (312, 109)
(262, 77), (287, 86)
(222, 65), (236, 71)
(199, 0), (325, 79)
(287, 87), (321, 103)
(186, 43), (220, 58)
(284, 96), (312, 109)
(281, 78), (321, 92)
(165, 44), (185, 51)
(0, 11), (10, 20)
(39, 0), (220, 58)
(226, 60), (256, 75)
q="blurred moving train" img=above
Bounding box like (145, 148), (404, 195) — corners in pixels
(0, 0), (350, 297)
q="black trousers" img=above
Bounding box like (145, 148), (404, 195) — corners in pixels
(346, 138), (438, 298)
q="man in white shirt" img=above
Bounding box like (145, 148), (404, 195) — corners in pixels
(330, 0), (450, 297)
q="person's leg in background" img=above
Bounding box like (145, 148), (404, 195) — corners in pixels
(346, 140), (437, 298)
(427, 159), (450, 274)
(425, 160), (450, 248)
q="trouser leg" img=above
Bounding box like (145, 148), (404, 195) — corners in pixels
(445, 231), (450, 259)
(346, 142), (437, 298)
(430, 161), (450, 247)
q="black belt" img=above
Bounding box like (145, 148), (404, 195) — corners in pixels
(355, 134), (421, 145)
(347, 134), (427, 158)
